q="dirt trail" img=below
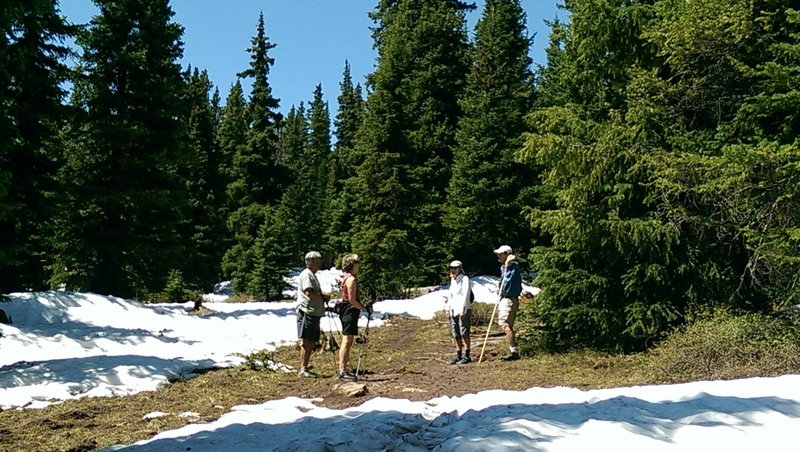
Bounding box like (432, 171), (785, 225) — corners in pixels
(283, 316), (543, 409)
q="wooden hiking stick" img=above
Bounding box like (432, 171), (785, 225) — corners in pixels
(479, 264), (508, 363)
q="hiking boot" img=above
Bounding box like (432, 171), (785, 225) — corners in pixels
(337, 370), (357, 381)
(500, 351), (520, 361)
(458, 355), (471, 364)
(449, 354), (462, 365)
(298, 369), (316, 378)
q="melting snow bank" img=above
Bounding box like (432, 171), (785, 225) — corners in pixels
(106, 375), (800, 451)
(0, 276), (535, 409)
(0, 292), (319, 409)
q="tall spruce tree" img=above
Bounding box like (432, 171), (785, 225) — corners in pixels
(217, 80), (247, 214)
(0, 1), (72, 292)
(518, 0), (692, 351)
(723, 5), (800, 308)
(444, 0), (535, 275)
(351, 0), (471, 297)
(232, 12), (283, 205)
(326, 61), (365, 260)
(223, 12), (285, 298)
(270, 86), (331, 270)
(305, 84), (332, 256)
(273, 103), (308, 262)
(642, 1), (800, 310)
(179, 67), (226, 290)
(52, 0), (187, 298)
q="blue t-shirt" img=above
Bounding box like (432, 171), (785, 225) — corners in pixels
(500, 262), (522, 297)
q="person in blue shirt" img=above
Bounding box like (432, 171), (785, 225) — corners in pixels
(494, 245), (522, 361)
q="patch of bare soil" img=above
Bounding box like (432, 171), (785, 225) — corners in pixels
(276, 316), (567, 409)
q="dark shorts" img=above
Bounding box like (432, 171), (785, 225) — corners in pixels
(450, 309), (471, 340)
(297, 309), (321, 341)
(339, 304), (361, 336)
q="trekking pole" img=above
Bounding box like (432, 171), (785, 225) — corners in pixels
(355, 306), (372, 381)
(325, 306), (340, 377)
(479, 265), (507, 363)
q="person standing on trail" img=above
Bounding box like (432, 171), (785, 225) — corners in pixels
(494, 245), (522, 361)
(296, 251), (328, 377)
(445, 260), (472, 364)
(336, 253), (370, 380)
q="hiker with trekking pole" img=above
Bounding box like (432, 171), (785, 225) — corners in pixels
(479, 245), (522, 362)
(494, 245), (522, 360)
(334, 253), (371, 381)
(296, 251), (330, 377)
(354, 302), (372, 381)
(445, 260), (473, 364)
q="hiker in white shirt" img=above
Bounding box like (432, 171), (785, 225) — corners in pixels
(445, 260), (472, 364)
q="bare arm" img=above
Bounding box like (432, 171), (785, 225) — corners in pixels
(345, 277), (366, 310)
(304, 287), (323, 303)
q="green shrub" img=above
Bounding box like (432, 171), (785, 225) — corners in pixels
(432, 302), (498, 328)
(225, 293), (261, 303)
(513, 294), (549, 355)
(470, 302), (496, 327)
(147, 269), (202, 305)
(242, 349), (277, 371)
(646, 309), (800, 382)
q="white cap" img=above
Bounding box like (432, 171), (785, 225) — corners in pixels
(448, 260), (462, 268)
(493, 245), (513, 254)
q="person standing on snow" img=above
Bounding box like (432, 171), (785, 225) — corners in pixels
(296, 251), (328, 377)
(445, 260), (472, 364)
(494, 245), (522, 361)
(336, 253), (370, 380)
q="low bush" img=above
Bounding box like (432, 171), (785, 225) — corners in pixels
(470, 302), (496, 327)
(646, 309), (800, 382)
(431, 301), (497, 328)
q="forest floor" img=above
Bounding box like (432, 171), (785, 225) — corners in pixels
(1, 315), (658, 451)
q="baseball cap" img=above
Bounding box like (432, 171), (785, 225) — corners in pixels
(493, 245), (512, 254)
(448, 260), (462, 268)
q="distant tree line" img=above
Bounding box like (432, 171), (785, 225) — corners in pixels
(1, 0), (797, 351)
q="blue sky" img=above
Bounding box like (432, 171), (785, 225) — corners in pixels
(59, 1), (563, 115)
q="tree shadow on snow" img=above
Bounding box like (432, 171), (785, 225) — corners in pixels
(0, 354), (218, 395)
(111, 392), (800, 451)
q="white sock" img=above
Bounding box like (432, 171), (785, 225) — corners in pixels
(509, 347), (517, 353)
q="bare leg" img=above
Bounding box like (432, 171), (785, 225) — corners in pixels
(502, 324), (516, 348)
(300, 339), (315, 370)
(339, 335), (355, 371)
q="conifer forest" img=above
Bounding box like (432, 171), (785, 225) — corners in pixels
(2, 0), (799, 351)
